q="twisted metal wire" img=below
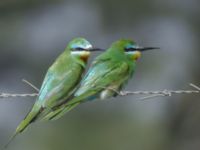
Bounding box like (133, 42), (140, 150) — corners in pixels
(0, 80), (199, 99)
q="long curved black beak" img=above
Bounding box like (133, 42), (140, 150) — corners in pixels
(136, 47), (160, 52)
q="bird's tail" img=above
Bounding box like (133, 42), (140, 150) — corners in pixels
(41, 103), (79, 121)
(51, 103), (79, 121)
(2, 131), (18, 150)
(46, 91), (97, 121)
(41, 91), (95, 121)
(2, 104), (41, 149)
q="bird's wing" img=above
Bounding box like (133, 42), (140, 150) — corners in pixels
(40, 60), (130, 121)
(37, 61), (84, 109)
(65, 59), (131, 106)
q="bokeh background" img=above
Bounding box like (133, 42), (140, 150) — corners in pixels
(0, 0), (199, 150)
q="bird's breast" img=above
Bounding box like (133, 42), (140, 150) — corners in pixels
(71, 51), (90, 62)
(80, 51), (90, 62)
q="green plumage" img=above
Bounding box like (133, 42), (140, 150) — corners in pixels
(42, 39), (137, 121)
(38, 51), (84, 108)
(4, 38), (157, 148)
(4, 38), (93, 148)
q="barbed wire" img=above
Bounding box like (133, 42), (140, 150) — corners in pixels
(118, 83), (200, 100)
(0, 80), (199, 100)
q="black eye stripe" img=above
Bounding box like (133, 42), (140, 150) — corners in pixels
(74, 47), (85, 51)
(125, 48), (136, 52)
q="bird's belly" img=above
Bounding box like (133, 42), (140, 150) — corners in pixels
(100, 87), (118, 100)
(100, 90), (112, 100)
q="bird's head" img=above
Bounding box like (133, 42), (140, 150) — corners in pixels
(68, 37), (92, 51)
(111, 39), (159, 61)
(67, 37), (103, 62)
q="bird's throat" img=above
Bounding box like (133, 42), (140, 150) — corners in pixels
(71, 51), (90, 62)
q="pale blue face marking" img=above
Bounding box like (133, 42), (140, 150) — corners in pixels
(125, 43), (138, 50)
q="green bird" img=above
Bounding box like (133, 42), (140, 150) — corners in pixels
(42, 39), (158, 121)
(4, 37), (102, 148)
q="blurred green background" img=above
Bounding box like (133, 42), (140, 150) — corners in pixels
(0, 0), (199, 150)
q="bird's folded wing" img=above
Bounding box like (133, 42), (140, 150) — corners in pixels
(65, 60), (130, 106)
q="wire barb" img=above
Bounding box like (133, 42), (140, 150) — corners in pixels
(102, 83), (200, 100)
(0, 79), (39, 99)
(22, 79), (39, 92)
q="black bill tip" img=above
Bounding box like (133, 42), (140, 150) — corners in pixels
(136, 47), (160, 52)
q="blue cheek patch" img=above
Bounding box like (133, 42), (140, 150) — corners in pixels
(125, 44), (137, 50)
(71, 44), (79, 49)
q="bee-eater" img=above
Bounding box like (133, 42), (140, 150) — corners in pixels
(4, 38), (102, 148)
(42, 39), (158, 121)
